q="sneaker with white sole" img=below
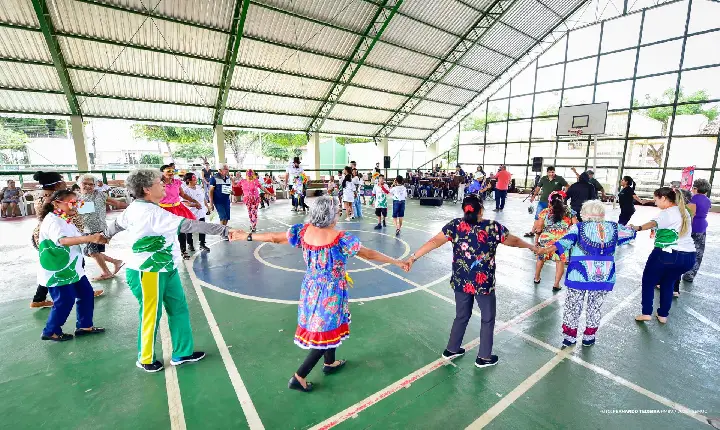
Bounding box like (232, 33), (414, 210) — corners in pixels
(137, 360), (164, 373)
(170, 351), (206, 366)
(475, 355), (499, 368)
(442, 347), (465, 360)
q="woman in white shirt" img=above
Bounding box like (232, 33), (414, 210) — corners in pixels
(351, 168), (363, 219)
(630, 187), (696, 323)
(183, 173), (210, 252)
(341, 167), (355, 221)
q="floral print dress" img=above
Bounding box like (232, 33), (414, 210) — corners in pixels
(537, 207), (576, 263)
(442, 219), (509, 295)
(287, 224), (361, 349)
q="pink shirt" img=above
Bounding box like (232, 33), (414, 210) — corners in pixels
(495, 170), (512, 191)
(240, 179), (261, 198)
(160, 179), (183, 204)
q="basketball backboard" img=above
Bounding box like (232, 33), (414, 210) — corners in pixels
(556, 102), (609, 136)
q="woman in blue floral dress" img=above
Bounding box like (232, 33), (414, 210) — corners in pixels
(232, 196), (407, 392)
(404, 195), (537, 368)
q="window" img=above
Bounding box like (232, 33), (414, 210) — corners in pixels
(484, 144), (505, 164)
(510, 95), (533, 119)
(630, 109), (667, 136)
(597, 50), (636, 82)
(488, 99), (509, 118)
(505, 142), (530, 164)
(511, 62), (536, 96)
(458, 144), (484, 165)
(534, 92), (561, 117)
(680, 67), (720, 99)
(565, 58), (598, 87)
(567, 25), (601, 61)
(689, 0), (720, 33)
(595, 81), (633, 110)
(536, 64), (565, 91)
(671, 102), (720, 136)
(507, 120), (531, 141)
(563, 86), (594, 106)
(532, 117), (558, 140)
(636, 40), (682, 76)
(624, 138), (668, 168)
(642, 1), (689, 44)
(529, 141), (555, 159)
(538, 36), (567, 66)
(486, 122), (507, 143)
(633, 73), (679, 107)
(602, 14), (642, 52)
(666, 137), (717, 168)
(682, 32), (720, 69)
(493, 82), (511, 99)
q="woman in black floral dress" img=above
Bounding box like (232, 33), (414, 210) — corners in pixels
(405, 195), (537, 368)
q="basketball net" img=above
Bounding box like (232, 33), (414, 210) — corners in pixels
(565, 128), (583, 150)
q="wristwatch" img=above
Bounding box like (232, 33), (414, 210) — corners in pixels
(247, 233), (253, 241)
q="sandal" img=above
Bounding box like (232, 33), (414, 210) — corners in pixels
(92, 274), (114, 282)
(322, 360), (347, 375)
(93, 290), (104, 297)
(75, 327), (106, 336)
(288, 375), (313, 392)
(533, 278), (541, 284)
(552, 286), (562, 292)
(41, 332), (74, 342)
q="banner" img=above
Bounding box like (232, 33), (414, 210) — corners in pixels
(680, 166), (695, 190)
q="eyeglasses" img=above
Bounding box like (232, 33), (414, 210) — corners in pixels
(164, 169), (176, 174)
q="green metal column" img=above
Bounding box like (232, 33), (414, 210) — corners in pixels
(307, 0), (404, 133)
(214, 0), (251, 126)
(31, 0), (80, 115)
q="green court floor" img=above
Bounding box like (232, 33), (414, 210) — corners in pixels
(1, 195), (718, 429)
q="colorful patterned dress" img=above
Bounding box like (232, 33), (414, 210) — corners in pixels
(537, 207), (575, 262)
(287, 224), (361, 349)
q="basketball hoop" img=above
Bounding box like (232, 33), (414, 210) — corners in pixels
(567, 128), (583, 137)
(564, 128), (584, 150)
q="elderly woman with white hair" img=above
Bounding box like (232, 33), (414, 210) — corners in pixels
(538, 200), (636, 347)
(230, 195), (407, 392)
(77, 174), (128, 280)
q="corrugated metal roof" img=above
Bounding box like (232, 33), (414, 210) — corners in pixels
(96, 0), (236, 31)
(459, 44), (514, 75)
(231, 66), (332, 100)
(412, 99), (460, 118)
(503, 0), (559, 39)
(256, 0), (376, 33)
(426, 83), (477, 105)
(399, 0), (481, 35)
(320, 119), (380, 136)
(0, 27), (52, 62)
(0, 62), (62, 91)
(79, 96), (214, 123)
(350, 65), (423, 95)
(0, 90), (70, 114)
(441, 65), (495, 91)
(338, 86), (406, 111)
(0, 0), (38, 27)
(327, 104), (393, 124)
(380, 13), (458, 58)
(364, 41), (439, 77)
(59, 37), (223, 85)
(244, 4), (360, 59)
(388, 126), (432, 140)
(481, 21), (536, 57)
(50, 0), (228, 60)
(398, 114), (448, 130)
(226, 90), (321, 116)
(237, 38), (344, 81)
(224, 110), (311, 130)
(69, 69), (217, 106)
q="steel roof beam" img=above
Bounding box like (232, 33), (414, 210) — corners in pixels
(535, 0), (564, 19)
(307, 0), (403, 133)
(424, 0), (589, 145)
(214, 0), (251, 126)
(375, 0), (517, 138)
(30, 0), (80, 116)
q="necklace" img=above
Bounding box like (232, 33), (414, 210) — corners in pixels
(53, 208), (72, 224)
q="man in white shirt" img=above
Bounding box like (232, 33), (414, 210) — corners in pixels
(284, 156), (307, 212)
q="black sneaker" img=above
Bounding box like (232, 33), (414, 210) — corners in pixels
(136, 360), (164, 373)
(374, 224), (382, 230)
(475, 355), (499, 368)
(383, 220), (387, 227)
(562, 339), (577, 347)
(442, 347), (465, 360)
(182, 252), (190, 260)
(582, 338), (595, 347)
(170, 351), (206, 366)
(188, 245), (196, 253)
(199, 244), (210, 252)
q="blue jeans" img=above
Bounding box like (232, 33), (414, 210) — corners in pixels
(494, 189), (507, 209)
(353, 196), (362, 218)
(43, 276), (95, 336)
(641, 248), (696, 317)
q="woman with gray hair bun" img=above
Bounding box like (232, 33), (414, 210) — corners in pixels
(538, 200), (636, 347)
(230, 195), (408, 392)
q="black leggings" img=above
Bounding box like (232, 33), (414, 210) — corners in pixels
(185, 217), (206, 247)
(297, 348), (336, 378)
(618, 210), (634, 226)
(178, 233), (187, 253)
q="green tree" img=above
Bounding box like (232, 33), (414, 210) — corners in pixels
(0, 117), (69, 138)
(461, 110), (508, 131)
(335, 136), (372, 145)
(260, 132), (306, 162)
(225, 130), (258, 165)
(636, 88), (718, 124)
(173, 140), (214, 163)
(0, 124), (30, 164)
(132, 125), (213, 162)
(139, 153), (163, 165)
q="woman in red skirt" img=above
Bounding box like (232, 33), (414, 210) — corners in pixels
(159, 165), (202, 259)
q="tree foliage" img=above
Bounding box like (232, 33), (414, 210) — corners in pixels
(139, 153), (163, 165)
(0, 117), (68, 138)
(173, 140), (214, 163)
(132, 125), (214, 162)
(225, 130), (258, 165)
(0, 124), (30, 164)
(461, 110), (509, 131)
(335, 136), (372, 145)
(639, 88), (718, 124)
(260, 132), (306, 162)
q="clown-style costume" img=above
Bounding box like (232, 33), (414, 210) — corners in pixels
(38, 211), (98, 339)
(105, 200), (228, 369)
(287, 224), (360, 349)
(240, 173), (262, 230)
(536, 192), (575, 263)
(552, 221), (636, 345)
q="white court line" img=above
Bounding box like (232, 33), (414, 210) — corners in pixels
(160, 315), (187, 430)
(686, 307), (720, 332)
(466, 285), (643, 428)
(309, 290), (565, 430)
(678, 289), (720, 303)
(184, 259), (265, 430)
